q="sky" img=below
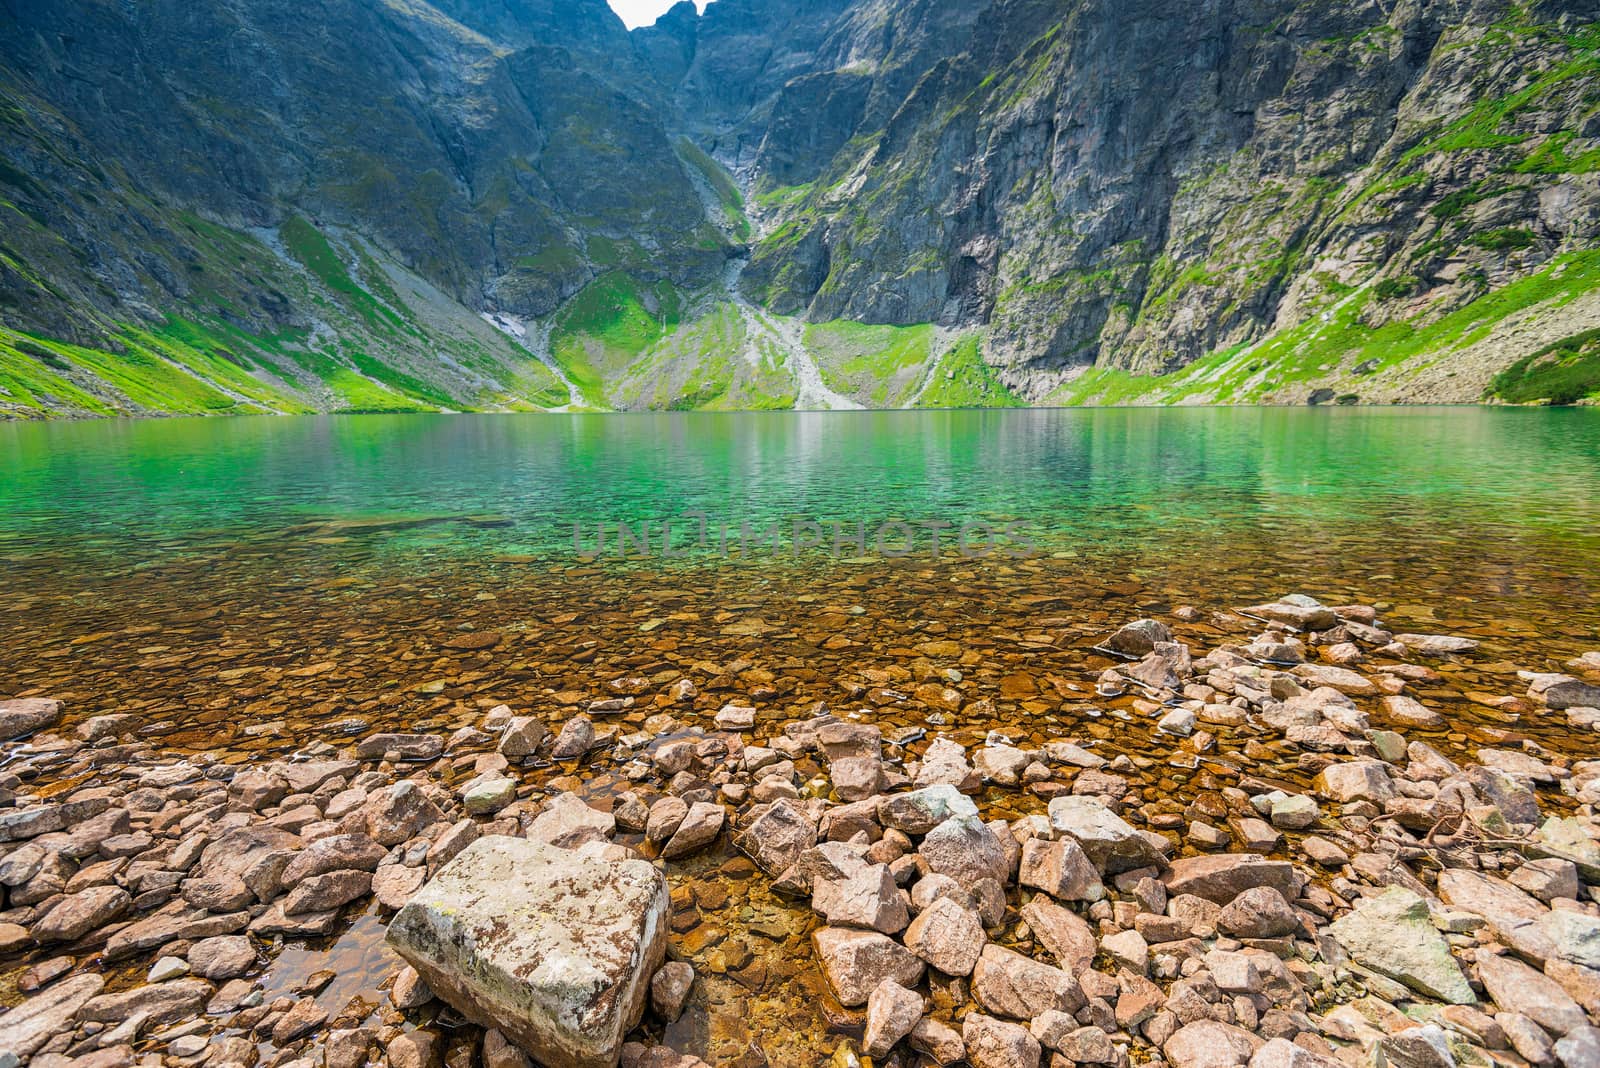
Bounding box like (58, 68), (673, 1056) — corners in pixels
(607, 0), (710, 29)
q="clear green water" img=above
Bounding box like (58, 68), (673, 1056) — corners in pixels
(3, 407), (1599, 571)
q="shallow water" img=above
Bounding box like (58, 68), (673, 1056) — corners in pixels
(2, 407), (1599, 1064)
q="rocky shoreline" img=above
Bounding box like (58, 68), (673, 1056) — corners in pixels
(3, 595), (1600, 1068)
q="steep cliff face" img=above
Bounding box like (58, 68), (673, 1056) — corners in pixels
(635, 0), (861, 167)
(1, 0), (1597, 417)
(0, 0), (729, 414)
(5, 0), (730, 322)
(735, 0), (1600, 403)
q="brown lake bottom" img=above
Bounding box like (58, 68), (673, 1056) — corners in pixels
(2, 526), (1598, 1064)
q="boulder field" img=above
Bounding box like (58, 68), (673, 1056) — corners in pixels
(1, 595), (1600, 1068)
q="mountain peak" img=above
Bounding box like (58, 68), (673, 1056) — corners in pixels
(2, 0), (1598, 416)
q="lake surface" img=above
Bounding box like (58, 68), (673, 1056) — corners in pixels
(3, 406), (1600, 1063)
(4, 406), (1600, 568)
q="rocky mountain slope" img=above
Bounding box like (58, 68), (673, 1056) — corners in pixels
(0, 0), (1597, 417)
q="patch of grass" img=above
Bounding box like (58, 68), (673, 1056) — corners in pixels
(754, 183), (816, 210)
(1050, 365), (1172, 407)
(803, 319), (935, 406)
(612, 303), (801, 412)
(549, 272), (682, 405)
(1, 193), (571, 417)
(515, 244), (584, 275)
(1516, 131), (1600, 175)
(279, 345), (435, 413)
(1333, 170), (1428, 224)
(0, 330), (117, 415)
(1469, 227), (1536, 252)
(344, 348), (457, 409)
(587, 235), (653, 271)
(1487, 329), (1600, 404)
(556, 273), (679, 351)
(1430, 183), (1501, 219)
(1140, 262), (1227, 318)
(1231, 251), (1600, 391)
(321, 371), (437, 413)
(1374, 276), (1421, 300)
(916, 334), (1025, 408)
(19, 331), (250, 414)
(1405, 47), (1599, 162)
(136, 321), (314, 414)
(280, 216), (403, 331)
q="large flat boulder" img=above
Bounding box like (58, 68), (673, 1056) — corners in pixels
(919, 815), (1010, 890)
(733, 799), (817, 877)
(810, 843), (908, 934)
(387, 836), (668, 1068)
(812, 927), (925, 1007)
(1437, 869), (1556, 963)
(1528, 817), (1600, 883)
(1527, 673), (1600, 710)
(1164, 854), (1298, 905)
(104, 902), (251, 962)
(1478, 952), (1588, 1035)
(0, 973), (102, 1057)
(1243, 598), (1337, 631)
(971, 944), (1084, 1020)
(0, 698), (61, 741)
(1328, 888), (1474, 1004)
(1165, 1019), (1263, 1068)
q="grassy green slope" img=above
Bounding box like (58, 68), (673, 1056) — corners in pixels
(916, 334), (1027, 408)
(547, 272), (685, 407)
(802, 320), (935, 407)
(677, 140), (751, 243)
(0, 216), (568, 419)
(608, 303), (799, 411)
(1050, 250), (1600, 406)
(547, 275), (1022, 412)
(1487, 330), (1600, 405)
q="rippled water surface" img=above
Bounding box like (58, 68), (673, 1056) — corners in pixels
(2, 407), (1599, 1064)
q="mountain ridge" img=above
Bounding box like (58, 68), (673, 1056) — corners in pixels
(1, 0), (1597, 417)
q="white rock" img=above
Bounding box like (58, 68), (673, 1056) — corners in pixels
(1313, 761), (1395, 804)
(1047, 796), (1165, 874)
(147, 955), (191, 982)
(1328, 887), (1473, 1004)
(878, 785), (978, 834)
(387, 836), (668, 1068)
(715, 704), (755, 731)
(1157, 708), (1196, 737)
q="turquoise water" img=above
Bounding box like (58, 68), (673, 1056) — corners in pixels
(3, 407), (1598, 571)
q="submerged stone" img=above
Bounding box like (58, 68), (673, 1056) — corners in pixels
(812, 927), (925, 1007)
(1104, 618), (1175, 656)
